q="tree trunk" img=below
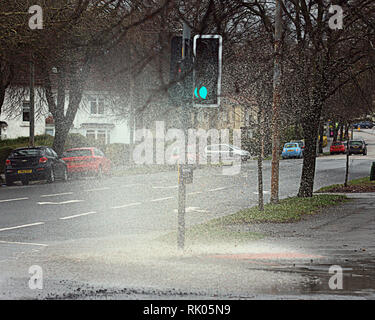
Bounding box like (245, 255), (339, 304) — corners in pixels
(43, 62), (87, 156)
(339, 124), (344, 141)
(53, 121), (71, 156)
(332, 123), (339, 142)
(344, 124), (349, 140)
(298, 103), (322, 198)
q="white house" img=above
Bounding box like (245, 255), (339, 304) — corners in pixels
(0, 88), (131, 145)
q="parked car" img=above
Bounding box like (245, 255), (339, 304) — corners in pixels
(330, 141), (346, 154)
(290, 140), (305, 150)
(62, 147), (111, 177)
(204, 144), (251, 162)
(352, 121), (374, 129)
(4, 146), (68, 186)
(281, 142), (303, 159)
(348, 140), (367, 155)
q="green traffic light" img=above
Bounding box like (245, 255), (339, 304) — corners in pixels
(194, 86), (208, 99)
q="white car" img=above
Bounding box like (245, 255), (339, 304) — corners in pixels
(204, 144), (250, 162)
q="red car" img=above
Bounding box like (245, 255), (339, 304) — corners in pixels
(330, 141), (346, 155)
(62, 147), (111, 177)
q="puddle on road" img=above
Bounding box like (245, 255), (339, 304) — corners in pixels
(287, 260), (375, 296)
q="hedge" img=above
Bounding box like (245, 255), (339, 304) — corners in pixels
(0, 146), (15, 175)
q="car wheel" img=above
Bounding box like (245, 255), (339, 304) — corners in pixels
(47, 168), (55, 183)
(5, 178), (13, 186)
(21, 179), (29, 186)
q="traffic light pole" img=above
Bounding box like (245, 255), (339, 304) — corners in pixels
(29, 58), (35, 148)
(177, 22), (191, 250)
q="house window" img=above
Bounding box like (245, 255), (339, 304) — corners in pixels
(97, 130), (106, 145)
(45, 128), (55, 136)
(89, 97), (105, 115)
(86, 129), (110, 145)
(23, 102), (30, 122)
(86, 130), (96, 141)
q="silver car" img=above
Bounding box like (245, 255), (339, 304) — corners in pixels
(205, 144), (251, 162)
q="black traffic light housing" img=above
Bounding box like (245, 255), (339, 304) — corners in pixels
(169, 36), (193, 106)
(193, 35), (222, 107)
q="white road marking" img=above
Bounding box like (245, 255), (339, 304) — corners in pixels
(84, 187), (110, 192)
(150, 197), (174, 202)
(173, 207), (209, 213)
(0, 197), (29, 203)
(187, 191), (203, 196)
(111, 202), (142, 209)
(0, 222), (44, 232)
(253, 191), (270, 195)
(60, 211), (96, 220)
(37, 200), (84, 205)
(208, 187), (228, 192)
(0, 240), (48, 247)
(152, 185), (178, 189)
(40, 192), (73, 198)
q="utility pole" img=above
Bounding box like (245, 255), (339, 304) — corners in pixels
(257, 107), (264, 211)
(29, 58), (35, 147)
(177, 22), (192, 250)
(270, 0), (283, 204)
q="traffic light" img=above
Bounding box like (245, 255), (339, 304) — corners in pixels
(193, 35), (222, 107)
(169, 36), (193, 106)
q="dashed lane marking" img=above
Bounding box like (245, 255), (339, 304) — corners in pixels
(40, 192), (74, 198)
(84, 187), (111, 192)
(152, 185), (178, 189)
(187, 191), (203, 196)
(150, 197), (174, 202)
(59, 211), (97, 220)
(111, 202), (142, 209)
(37, 200), (84, 205)
(0, 240), (48, 247)
(207, 187), (228, 192)
(0, 197), (29, 203)
(0, 222), (44, 232)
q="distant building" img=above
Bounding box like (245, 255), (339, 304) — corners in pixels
(0, 88), (131, 145)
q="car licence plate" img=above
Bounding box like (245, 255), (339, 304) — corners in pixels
(18, 169), (32, 174)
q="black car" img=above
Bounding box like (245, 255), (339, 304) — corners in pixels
(348, 140), (367, 155)
(353, 121), (374, 129)
(290, 140), (305, 150)
(4, 146), (68, 186)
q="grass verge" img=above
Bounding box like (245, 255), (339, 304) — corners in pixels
(158, 194), (348, 245)
(316, 176), (375, 193)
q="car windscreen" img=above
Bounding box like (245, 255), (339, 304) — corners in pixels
(9, 149), (42, 157)
(349, 141), (363, 146)
(285, 144), (297, 148)
(63, 149), (92, 157)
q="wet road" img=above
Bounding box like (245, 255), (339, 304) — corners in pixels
(0, 129), (374, 299)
